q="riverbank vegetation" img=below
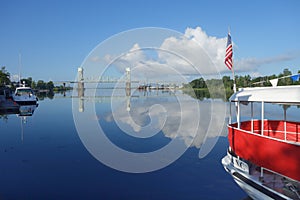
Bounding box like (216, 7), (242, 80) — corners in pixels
(0, 66), (72, 92)
(0, 67), (11, 87)
(184, 68), (300, 100)
(18, 77), (72, 92)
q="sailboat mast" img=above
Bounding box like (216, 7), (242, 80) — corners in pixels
(18, 52), (22, 84)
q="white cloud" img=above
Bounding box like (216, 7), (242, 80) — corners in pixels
(90, 55), (101, 62)
(158, 27), (227, 75)
(102, 27), (299, 79)
(103, 27), (227, 79)
(183, 27), (227, 67)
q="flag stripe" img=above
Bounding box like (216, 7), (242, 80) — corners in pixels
(225, 33), (233, 70)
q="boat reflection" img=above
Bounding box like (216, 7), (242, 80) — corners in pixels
(0, 104), (38, 118)
(0, 103), (38, 143)
(19, 104), (37, 116)
(17, 104), (38, 143)
(18, 104), (38, 123)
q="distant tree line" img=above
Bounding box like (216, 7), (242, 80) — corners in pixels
(184, 68), (300, 100)
(0, 66), (71, 92)
(19, 77), (72, 92)
(19, 77), (54, 91)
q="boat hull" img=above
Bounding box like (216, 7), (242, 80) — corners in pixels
(222, 152), (296, 200)
(12, 94), (38, 105)
(228, 121), (300, 182)
(14, 100), (37, 105)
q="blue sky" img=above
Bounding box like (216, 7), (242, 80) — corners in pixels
(1, 0), (300, 81)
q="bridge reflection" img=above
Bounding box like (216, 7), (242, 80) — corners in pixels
(57, 88), (180, 113)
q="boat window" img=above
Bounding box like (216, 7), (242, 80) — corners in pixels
(16, 89), (33, 95)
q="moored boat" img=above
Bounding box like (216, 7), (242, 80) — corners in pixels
(12, 82), (38, 105)
(222, 85), (300, 200)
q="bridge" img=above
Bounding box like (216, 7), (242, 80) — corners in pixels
(52, 67), (137, 88)
(53, 67), (183, 113)
(53, 67), (182, 88)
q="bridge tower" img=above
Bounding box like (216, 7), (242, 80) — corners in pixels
(77, 67), (84, 112)
(78, 67), (84, 82)
(77, 67), (84, 91)
(125, 67), (131, 97)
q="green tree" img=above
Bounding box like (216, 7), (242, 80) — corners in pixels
(190, 77), (207, 89)
(236, 75), (251, 88)
(20, 77), (33, 87)
(31, 80), (36, 89)
(36, 80), (46, 89)
(222, 76), (233, 89)
(46, 81), (54, 91)
(222, 76), (234, 99)
(0, 66), (11, 86)
(278, 68), (292, 86)
(283, 68), (292, 76)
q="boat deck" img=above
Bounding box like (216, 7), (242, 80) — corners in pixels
(249, 163), (300, 199)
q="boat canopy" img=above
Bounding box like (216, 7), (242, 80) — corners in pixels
(229, 85), (300, 104)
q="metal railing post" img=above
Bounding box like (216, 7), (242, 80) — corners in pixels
(261, 101), (264, 135)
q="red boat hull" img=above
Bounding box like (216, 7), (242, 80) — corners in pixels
(228, 120), (300, 181)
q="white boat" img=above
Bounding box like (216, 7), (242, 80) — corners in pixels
(222, 85), (300, 200)
(12, 83), (38, 105)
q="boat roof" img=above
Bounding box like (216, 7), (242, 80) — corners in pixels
(16, 86), (32, 90)
(229, 85), (300, 104)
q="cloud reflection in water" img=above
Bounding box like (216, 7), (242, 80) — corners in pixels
(106, 92), (227, 156)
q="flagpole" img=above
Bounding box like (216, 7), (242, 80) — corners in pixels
(226, 27), (237, 93)
(230, 27), (236, 93)
(232, 58), (237, 93)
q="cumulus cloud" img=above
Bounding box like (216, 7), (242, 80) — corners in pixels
(102, 26), (299, 79)
(103, 27), (227, 79)
(183, 27), (227, 68)
(152, 26), (234, 77)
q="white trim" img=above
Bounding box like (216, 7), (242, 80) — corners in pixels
(251, 102), (254, 133)
(237, 101), (240, 129)
(284, 108), (287, 141)
(229, 102), (232, 124)
(261, 102), (264, 136)
(230, 85), (300, 103)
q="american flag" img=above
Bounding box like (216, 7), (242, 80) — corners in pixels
(225, 33), (233, 70)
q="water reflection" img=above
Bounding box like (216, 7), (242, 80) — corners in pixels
(18, 104), (38, 122)
(0, 89), (248, 199)
(36, 91), (54, 100)
(106, 90), (227, 150)
(0, 104), (38, 143)
(72, 87), (227, 152)
(0, 104), (38, 121)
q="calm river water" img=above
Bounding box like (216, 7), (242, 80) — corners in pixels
(0, 89), (249, 199)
